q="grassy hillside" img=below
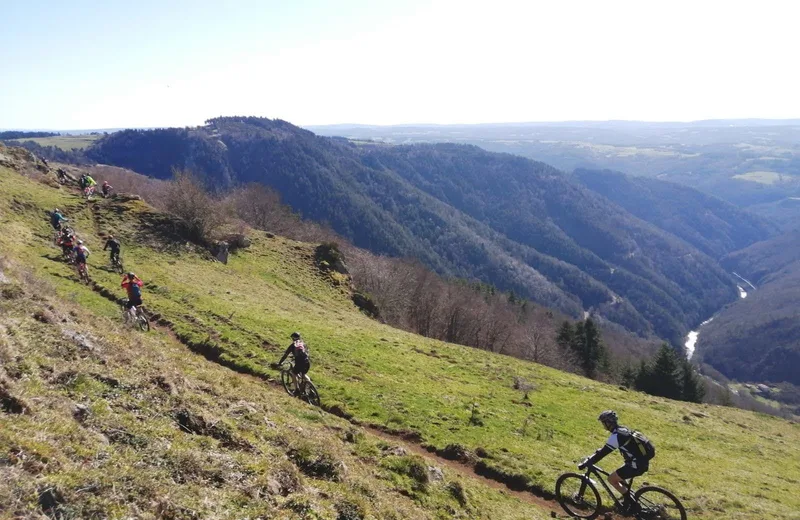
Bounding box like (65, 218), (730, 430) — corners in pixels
(0, 179), (548, 519)
(85, 118), (745, 344)
(1, 160), (799, 519)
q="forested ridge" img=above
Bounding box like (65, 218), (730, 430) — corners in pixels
(697, 231), (800, 385)
(573, 168), (776, 258)
(85, 117), (758, 344)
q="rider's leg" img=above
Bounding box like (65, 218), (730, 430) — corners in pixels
(609, 471), (630, 496)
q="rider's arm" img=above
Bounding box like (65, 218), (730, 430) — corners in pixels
(585, 432), (618, 466)
(277, 344), (293, 365)
(103, 241), (109, 251)
(585, 444), (614, 466)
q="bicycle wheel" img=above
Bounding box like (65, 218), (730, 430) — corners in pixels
(634, 486), (686, 520)
(555, 473), (602, 519)
(79, 267), (90, 284)
(303, 381), (321, 406)
(281, 370), (296, 396)
(136, 312), (150, 332)
(113, 259), (124, 274)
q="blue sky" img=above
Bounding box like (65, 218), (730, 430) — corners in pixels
(2, 0), (799, 129)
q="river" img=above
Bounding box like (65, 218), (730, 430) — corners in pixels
(684, 284), (748, 359)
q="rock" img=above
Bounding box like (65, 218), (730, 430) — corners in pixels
(382, 445), (407, 457)
(224, 233), (251, 250)
(691, 411), (710, 418)
(73, 404), (91, 422)
(212, 241), (230, 264)
(427, 465), (444, 482)
(266, 478), (282, 496)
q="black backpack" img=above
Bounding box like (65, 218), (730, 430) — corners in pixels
(627, 430), (656, 460)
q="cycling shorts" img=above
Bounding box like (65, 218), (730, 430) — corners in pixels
(292, 358), (310, 375)
(125, 296), (143, 309)
(616, 460), (649, 480)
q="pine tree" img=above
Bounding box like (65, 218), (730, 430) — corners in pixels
(558, 318), (608, 379)
(635, 360), (652, 393)
(621, 364), (637, 388)
(680, 357), (706, 403)
(556, 321), (573, 351)
(647, 344), (683, 400)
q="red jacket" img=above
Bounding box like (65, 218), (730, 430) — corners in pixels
(121, 276), (143, 298)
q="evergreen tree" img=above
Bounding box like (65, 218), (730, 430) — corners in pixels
(647, 344), (683, 400)
(680, 357), (706, 403)
(621, 364), (637, 388)
(556, 321), (573, 351)
(559, 318), (608, 379)
(635, 359), (652, 393)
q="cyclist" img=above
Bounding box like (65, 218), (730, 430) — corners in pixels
(104, 235), (121, 266)
(73, 240), (91, 273)
(58, 228), (76, 260)
(579, 410), (655, 514)
(50, 208), (68, 230)
(101, 180), (113, 198)
(121, 272), (144, 321)
(276, 332), (311, 394)
(80, 173), (97, 193)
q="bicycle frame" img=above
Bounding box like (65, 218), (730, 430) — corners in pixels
(582, 464), (636, 510)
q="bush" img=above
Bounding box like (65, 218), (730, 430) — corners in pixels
(163, 170), (228, 244)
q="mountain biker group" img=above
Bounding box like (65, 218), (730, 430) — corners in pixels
(45, 179), (674, 515)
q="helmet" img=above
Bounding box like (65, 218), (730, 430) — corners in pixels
(291, 332), (301, 340)
(127, 272), (135, 278)
(54, 208), (60, 213)
(77, 240), (83, 245)
(598, 410), (618, 425)
(108, 235), (114, 239)
(103, 180), (109, 184)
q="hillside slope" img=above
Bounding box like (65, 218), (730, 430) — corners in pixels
(696, 231), (800, 384)
(1, 153), (799, 519)
(85, 117), (744, 343)
(573, 169), (776, 259)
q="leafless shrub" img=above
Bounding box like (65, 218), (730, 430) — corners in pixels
(163, 170), (230, 244)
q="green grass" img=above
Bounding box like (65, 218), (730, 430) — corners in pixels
(9, 135), (100, 150)
(2, 163), (800, 519)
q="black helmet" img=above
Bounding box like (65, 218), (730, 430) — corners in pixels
(598, 410), (618, 425)
(291, 332), (301, 340)
(127, 272), (135, 278)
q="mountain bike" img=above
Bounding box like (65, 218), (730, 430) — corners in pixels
(279, 362), (320, 406)
(555, 463), (686, 520)
(76, 262), (91, 284)
(110, 253), (124, 274)
(121, 299), (150, 331)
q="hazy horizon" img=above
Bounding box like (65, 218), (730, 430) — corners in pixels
(3, 0), (799, 129)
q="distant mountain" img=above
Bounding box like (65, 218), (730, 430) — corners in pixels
(696, 231), (800, 385)
(309, 121), (800, 214)
(573, 169), (776, 259)
(86, 117), (745, 343)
